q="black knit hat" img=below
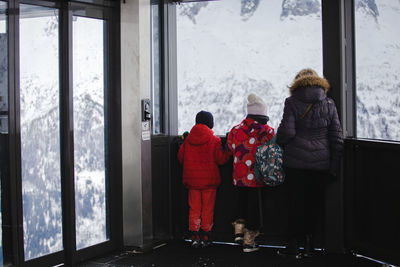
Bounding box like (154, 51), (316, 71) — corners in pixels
(195, 110), (214, 129)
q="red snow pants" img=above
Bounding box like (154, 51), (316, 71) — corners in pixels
(188, 188), (217, 232)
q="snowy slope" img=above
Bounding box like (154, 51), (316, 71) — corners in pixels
(19, 13), (63, 259)
(177, 0), (400, 142)
(355, 0), (400, 141)
(19, 13), (107, 258)
(177, 0), (323, 135)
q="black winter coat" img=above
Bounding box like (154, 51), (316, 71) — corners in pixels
(276, 75), (344, 171)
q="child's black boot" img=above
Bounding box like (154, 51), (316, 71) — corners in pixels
(189, 231), (201, 248)
(200, 230), (212, 248)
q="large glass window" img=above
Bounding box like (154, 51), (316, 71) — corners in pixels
(355, 0), (400, 141)
(0, 1), (118, 264)
(73, 16), (108, 249)
(19, 4), (63, 260)
(151, 2), (162, 134)
(0, 1), (7, 265)
(176, 0), (323, 135)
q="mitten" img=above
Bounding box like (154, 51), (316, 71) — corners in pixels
(182, 131), (189, 140)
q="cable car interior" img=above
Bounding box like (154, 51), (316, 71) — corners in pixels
(0, 0), (399, 266)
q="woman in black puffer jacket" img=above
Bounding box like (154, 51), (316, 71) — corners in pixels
(276, 68), (343, 259)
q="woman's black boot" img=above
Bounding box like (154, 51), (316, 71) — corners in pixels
(303, 235), (314, 257)
(277, 238), (302, 259)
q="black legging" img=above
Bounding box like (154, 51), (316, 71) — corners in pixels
(285, 167), (326, 242)
(232, 186), (263, 231)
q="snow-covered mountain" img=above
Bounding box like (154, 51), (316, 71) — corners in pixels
(177, 0), (323, 135)
(281, 0), (320, 19)
(177, 0), (400, 142)
(73, 16), (107, 249)
(19, 13), (107, 259)
(356, 0), (379, 19)
(19, 13), (63, 259)
(355, 0), (400, 140)
(241, 0), (260, 21)
(178, 1), (209, 24)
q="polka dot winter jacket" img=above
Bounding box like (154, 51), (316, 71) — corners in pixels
(178, 124), (231, 190)
(227, 118), (275, 187)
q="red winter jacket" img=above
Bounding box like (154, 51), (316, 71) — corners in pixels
(178, 124), (230, 190)
(227, 118), (275, 187)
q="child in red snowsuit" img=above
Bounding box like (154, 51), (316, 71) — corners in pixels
(178, 111), (230, 248)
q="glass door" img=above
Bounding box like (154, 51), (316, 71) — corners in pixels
(72, 15), (109, 250)
(19, 3), (63, 260)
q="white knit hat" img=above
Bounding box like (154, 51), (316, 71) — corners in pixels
(247, 93), (267, 116)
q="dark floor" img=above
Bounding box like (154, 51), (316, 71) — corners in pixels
(77, 240), (382, 267)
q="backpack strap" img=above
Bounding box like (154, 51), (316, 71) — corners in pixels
(299, 103), (313, 120)
(269, 134), (277, 143)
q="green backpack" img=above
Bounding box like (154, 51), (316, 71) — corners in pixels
(254, 135), (285, 187)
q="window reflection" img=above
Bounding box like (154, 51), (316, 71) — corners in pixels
(19, 4), (63, 260)
(355, 0), (400, 141)
(176, 0), (322, 135)
(73, 16), (108, 249)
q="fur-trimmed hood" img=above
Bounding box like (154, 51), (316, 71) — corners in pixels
(289, 75), (330, 95)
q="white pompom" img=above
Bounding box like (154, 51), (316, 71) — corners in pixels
(248, 93), (264, 105)
(248, 93), (257, 104)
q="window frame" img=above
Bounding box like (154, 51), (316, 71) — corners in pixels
(59, 1), (122, 265)
(2, 1), (21, 266)
(161, 2), (399, 262)
(162, 0), (348, 252)
(14, 1), (64, 265)
(351, 0), (400, 143)
(151, 0), (178, 135)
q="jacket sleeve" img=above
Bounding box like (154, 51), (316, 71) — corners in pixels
(214, 137), (231, 165)
(177, 140), (185, 164)
(226, 129), (234, 153)
(328, 100), (344, 164)
(264, 125), (275, 142)
(276, 98), (296, 146)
